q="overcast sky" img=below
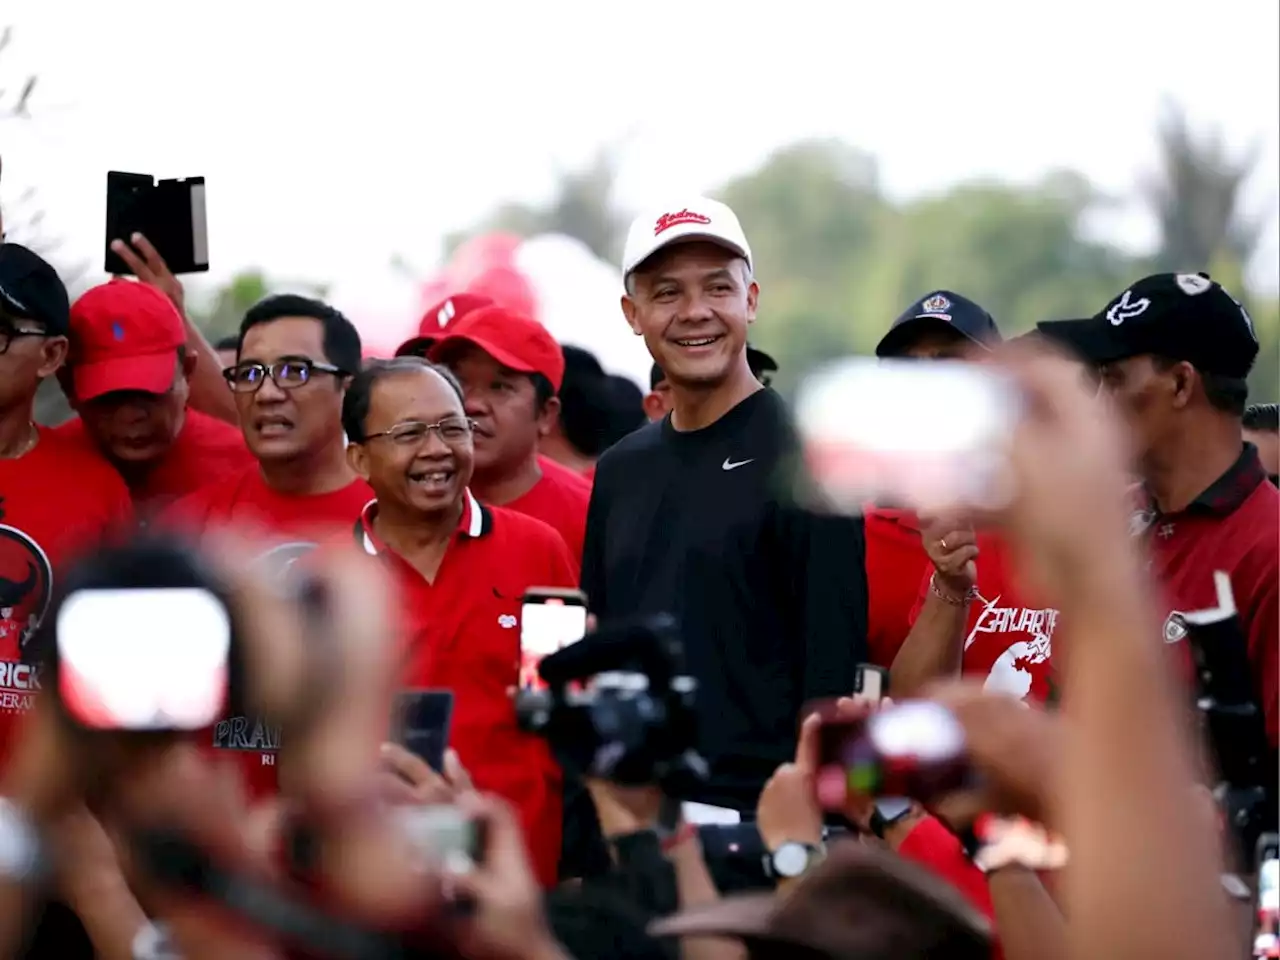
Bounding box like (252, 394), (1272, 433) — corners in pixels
(4, 0), (1278, 343)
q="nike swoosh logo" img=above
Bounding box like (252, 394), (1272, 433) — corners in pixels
(722, 457), (755, 471)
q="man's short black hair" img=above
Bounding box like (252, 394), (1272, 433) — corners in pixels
(341, 356), (462, 443)
(238, 294), (363, 375)
(1153, 355), (1249, 417)
(1244, 403), (1279, 432)
(214, 334), (239, 352)
(530, 372), (556, 411)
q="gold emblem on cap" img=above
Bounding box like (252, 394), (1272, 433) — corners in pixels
(921, 294), (951, 314)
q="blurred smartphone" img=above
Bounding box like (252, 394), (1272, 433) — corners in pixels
(57, 587), (231, 731)
(794, 358), (1022, 515)
(520, 588), (588, 692)
(105, 171), (209, 275)
(392, 690), (454, 773)
(811, 700), (973, 807)
(854, 663), (888, 703)
(393, 804), (487, 874)
(1255, 833), (1279, 958)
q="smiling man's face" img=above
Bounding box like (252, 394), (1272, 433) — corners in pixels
(623, 242), (758, 391)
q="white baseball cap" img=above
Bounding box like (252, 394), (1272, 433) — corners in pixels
(621, 197), (753, 282)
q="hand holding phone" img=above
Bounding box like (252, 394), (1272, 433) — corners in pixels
(392, 690), (454, 774)
(105, 172), (208, 276)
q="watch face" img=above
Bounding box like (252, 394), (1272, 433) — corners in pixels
(773, 842), (810, 878)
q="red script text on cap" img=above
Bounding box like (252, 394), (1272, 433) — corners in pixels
(655, 210), (712, 236)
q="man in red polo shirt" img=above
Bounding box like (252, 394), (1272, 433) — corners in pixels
(161, 294), (373, 798)
(866, 291), (1060, 703)
(342, 355), (577, 886)
(1040, 272), (1278, 744)
(56, 280), (250, 514)
(428, 304), (590, 559)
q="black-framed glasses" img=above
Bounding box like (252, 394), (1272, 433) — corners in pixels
(0, 322), (50, 356)
(363, 417), (476, 446)
(222, 359), (349, 394)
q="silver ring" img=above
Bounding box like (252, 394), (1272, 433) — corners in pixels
(940, 538), (949, 551)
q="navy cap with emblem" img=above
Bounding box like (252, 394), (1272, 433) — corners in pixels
(1037, 273), (1259, 380)
(0, 243), (70, 336)
(875, 290), (1002, 358)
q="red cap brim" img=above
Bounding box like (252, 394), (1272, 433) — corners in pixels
(73, 352), (176, 401)
(429, 334), (539, 378)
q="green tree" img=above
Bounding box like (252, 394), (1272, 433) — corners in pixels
(1141, 104), (1276, 401)
(185, 270), (329, 342)
(713, 142), (1138, 393)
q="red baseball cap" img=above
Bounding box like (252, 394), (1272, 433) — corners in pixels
(68, 280), (186, 401)
(429, 304), (565, 392)
(395, 293), (494, 357)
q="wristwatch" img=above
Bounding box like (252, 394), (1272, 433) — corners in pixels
(0, 797), (44, 883)
(869, 796), (915, 839)
(764, 840), (825, 879)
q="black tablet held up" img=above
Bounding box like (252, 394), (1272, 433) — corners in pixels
(105, 171), (209, 276)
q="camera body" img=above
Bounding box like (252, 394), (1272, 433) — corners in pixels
(515, 614), (707, 790)
(1183, 572), (1277, 867)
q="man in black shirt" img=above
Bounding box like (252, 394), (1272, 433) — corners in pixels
(581, 197), (867, 812)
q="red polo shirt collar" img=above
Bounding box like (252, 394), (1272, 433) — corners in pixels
(1134, 442), (1267, 527)
(353, 489), (491, 555)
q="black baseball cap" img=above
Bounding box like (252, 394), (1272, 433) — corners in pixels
(875, 290), (1001, 358)
(747, 343), (778, 379)
(0, 243), (70, 335)
(1037, 272), (1259, 379)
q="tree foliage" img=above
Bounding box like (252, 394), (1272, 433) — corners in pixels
(451, 118), (1277, 402)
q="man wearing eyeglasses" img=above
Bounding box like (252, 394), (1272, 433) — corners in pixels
(158, 295), (373, 799)
(343, 356), (578, 888)
(54, 280), (251, 513)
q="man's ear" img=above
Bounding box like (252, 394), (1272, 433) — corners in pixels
(1171, 361), (1196, 410)
(346, 441), (371, 481)
(621, 295), (643, 336)
(181, 348), (198, 379)
(642, 391), (666, 422)
(36, 336), (69, 380)
(536, 395), (561, 439)
(745, 279), (760, 326)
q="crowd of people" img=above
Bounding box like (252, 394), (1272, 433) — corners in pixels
(0, 190), (1275, 960)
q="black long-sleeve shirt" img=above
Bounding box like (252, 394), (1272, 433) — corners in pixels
(581, 388), (868, 810)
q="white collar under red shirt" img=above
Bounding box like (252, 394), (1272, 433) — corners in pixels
(354, 489), (490, 556)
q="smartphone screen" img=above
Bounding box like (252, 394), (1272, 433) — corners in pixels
(520, 590), (587, 692)
(57, 588), (230, 731)
(1255, 834), (1279, 957)
(393, 690), (454, 773)
(794, 359), (1022, 515)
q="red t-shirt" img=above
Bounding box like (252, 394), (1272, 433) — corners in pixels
(158, 466), (374, 800)
(866, 508), (1059, 702)
(55, 409), (252, 515)
(504, 455), (591, 561)
(0, 428), (133, 763)
(357, 492), (578, 887)
(1139, 446), (1279, 746)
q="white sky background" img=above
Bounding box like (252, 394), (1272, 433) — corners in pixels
(3, 0), (1278, 346)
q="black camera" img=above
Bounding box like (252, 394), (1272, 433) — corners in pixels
(515, 614), (708, 790)
(1183, 571), (1277, 867)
